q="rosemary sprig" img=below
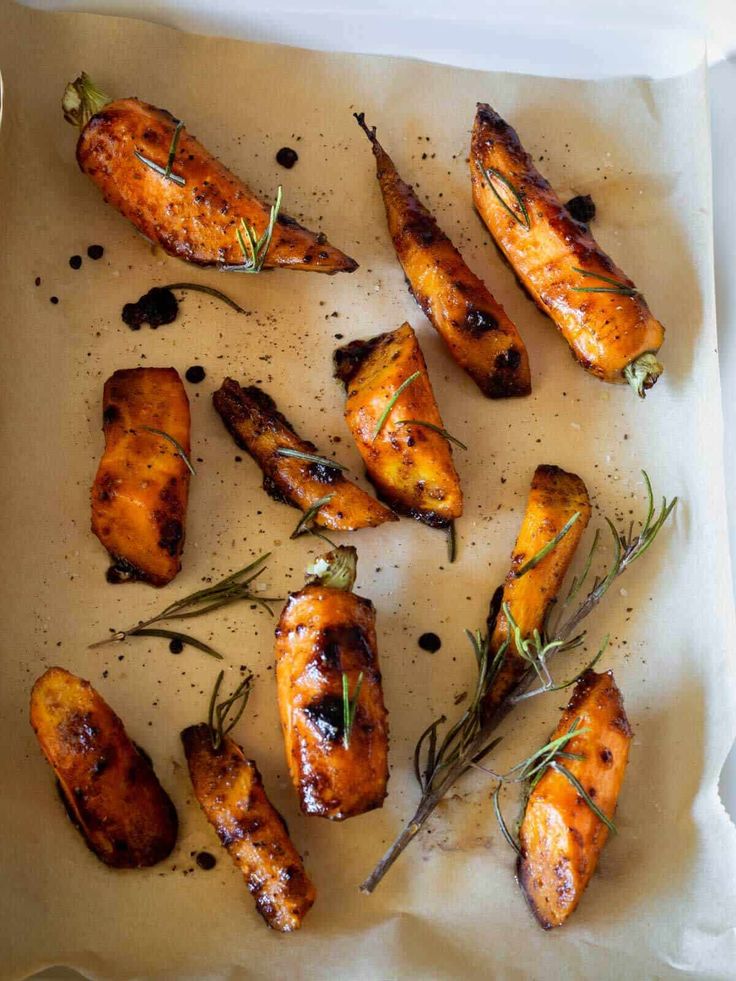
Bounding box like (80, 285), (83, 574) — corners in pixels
(141, 426), (196, 476)
(225, 186), (283, 273)
(342, 671), (364, 749)
(89, 553), (280, 654)
(513, 511), (580, 578)
(480, 165), (530, 230)
(164, 283), (247, 315)
(276, 448), (349, 472)
(360, 471), (676, 893)
(447, 521), (458, 564)
(396, 420), (467, 451)
(208, 669), (254, 751)
(134, 119), (186, 187)
(373, 371), (422, 441)
(291, 494), (334, 539)
(570, 267), (638, 297)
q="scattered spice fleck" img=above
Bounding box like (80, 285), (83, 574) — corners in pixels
(185, 365), (206, 384)
(195, 851), (217, 870)
(34, 276), (41, 286)
(50, 296), (59, 305)
(276, 146), (299, 169)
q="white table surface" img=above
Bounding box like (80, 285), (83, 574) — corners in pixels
(17, 0), (736, 854)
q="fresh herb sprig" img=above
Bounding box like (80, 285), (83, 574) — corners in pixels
(163, 283), (247, 315)
(570, 267), (639, 297)
(447, 521), (458, 564)
(141, 427), (196, 476)
(89, 553), (280, 656)
(513, 511), (580, 578)
(208, 669), (254, 750)
(396, 420), (467, 451)
(276, 448), (349, 472)
(134, 119), (186, 186)
(360, 472), (676, 893)
(225, 186), (283, 273)
(342, 671), (364, 749)
(480, 165), (530, 230)
(291, 494), (334, 539)
(373, 371), (422, 441)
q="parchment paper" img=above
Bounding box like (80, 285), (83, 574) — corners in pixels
(2, 2), (736, 977)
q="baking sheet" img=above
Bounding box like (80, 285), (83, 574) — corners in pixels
(2, 2), (736, 977)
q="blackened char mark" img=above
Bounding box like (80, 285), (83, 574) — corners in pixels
(333, 332), (392, 387)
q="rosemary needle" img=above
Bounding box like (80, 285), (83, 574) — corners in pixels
(141, 427), (196, 475)
(373, 372), (422, 441)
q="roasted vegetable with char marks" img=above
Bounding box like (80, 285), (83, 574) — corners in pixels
(334, 323), (463, 528)
(484, 465), (591, 720)
(182, 723), (315, 932)
(213, 378), (397, 531)
(275, 547), (389, 820)
(354, 113), (530, 398)
(63, 73), (357, 274)
(518, 669), (631, 928)
(30, 667), (177, 868)
(91, 367), (191, 587)
(471, 103), (665, 397)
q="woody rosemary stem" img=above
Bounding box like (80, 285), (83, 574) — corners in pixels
(62, 73), (111, 129)
(624, 352), (664, 399)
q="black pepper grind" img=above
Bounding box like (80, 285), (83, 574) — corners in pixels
(276, 146), (299, 169)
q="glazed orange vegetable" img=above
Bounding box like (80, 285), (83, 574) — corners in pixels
(354, 113), (530, 398)
(182, 723), (316, 932)
(63, 74), (357, 274)
(30, 667), (177, 868)
(518, 669), (632, 928)
(471, 103), (665, 397)
(275, 547), (389, 820)
(334, 323), (463, 527)
(91, 367), (191, 586)
(484, 465), (590, 720)
(213, 378), (397, 531)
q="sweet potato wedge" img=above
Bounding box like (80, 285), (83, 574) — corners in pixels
(275, 547), (389, 820)
(91, 367), (191, 587)
(484, 465), (590, 719)
(334, 323), (463, 527)
(518, 669), (632, 928)
(354, 113), (530, 398)
(471, 103), (665, 396)
(64, 74), (357, 274)
(212, 379), (397, 531)
(182, 724), (315, 932)
(30, 667), (177, 868)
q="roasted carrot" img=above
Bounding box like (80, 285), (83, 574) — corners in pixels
(91, 367), (191, 587)
(354, 113), (530, 398)
(275, 547), (389, 820)
(484, 465), (590, 719)
(30, 667), (177, 868)
(63, 74), (357, 274)
(212, 379), (397, 531)
(182, 724), (315, 932)
(334, 323), (463, 527)
(518, 670), (632, 928)
(471, 103), (665, 396)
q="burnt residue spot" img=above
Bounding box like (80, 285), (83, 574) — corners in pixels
(262, 474), (292, 506)
(87, 244), (104, 260)
(158, 518), (184, 557)
(185, 365), (206, 384)
(69, 255), (82, 270)
(495, 348), (521, 371)
(599, 747), (613, 765)
(463, 308), (498, 336)
(316, 624), (373, 669)
(565, 194), (596, 225)
(418, 632), (441, 653)
(122, 287), (178, 330)
(276, 146), (299, 169)
(106, 556), (143, 584)
(103, 404), (120, 425)
(91, 755), (110, 777)
(195, 850), (217, 870)
(303, 695), (344, 742)
(59, 712), (99, 752)
(333, 334), (389, 386)
(308, 461), (342, 484)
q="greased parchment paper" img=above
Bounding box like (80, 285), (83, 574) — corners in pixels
(1, 2), (735, 977)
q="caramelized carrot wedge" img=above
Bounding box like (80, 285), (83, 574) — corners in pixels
(91, 367), (191, 587)
(354, 113), (530, 398)
(182, 724), (315, 932)
(334, 323), (463, 527)
(63, 74), (357, 274)
(471, 103), (665, 397)
(30, 667), (177, 868)
(484, 465), (590, 720)
(518, 670), (632, 928)
(212, 379), (397, 531)
(275, 547), (389, 820)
